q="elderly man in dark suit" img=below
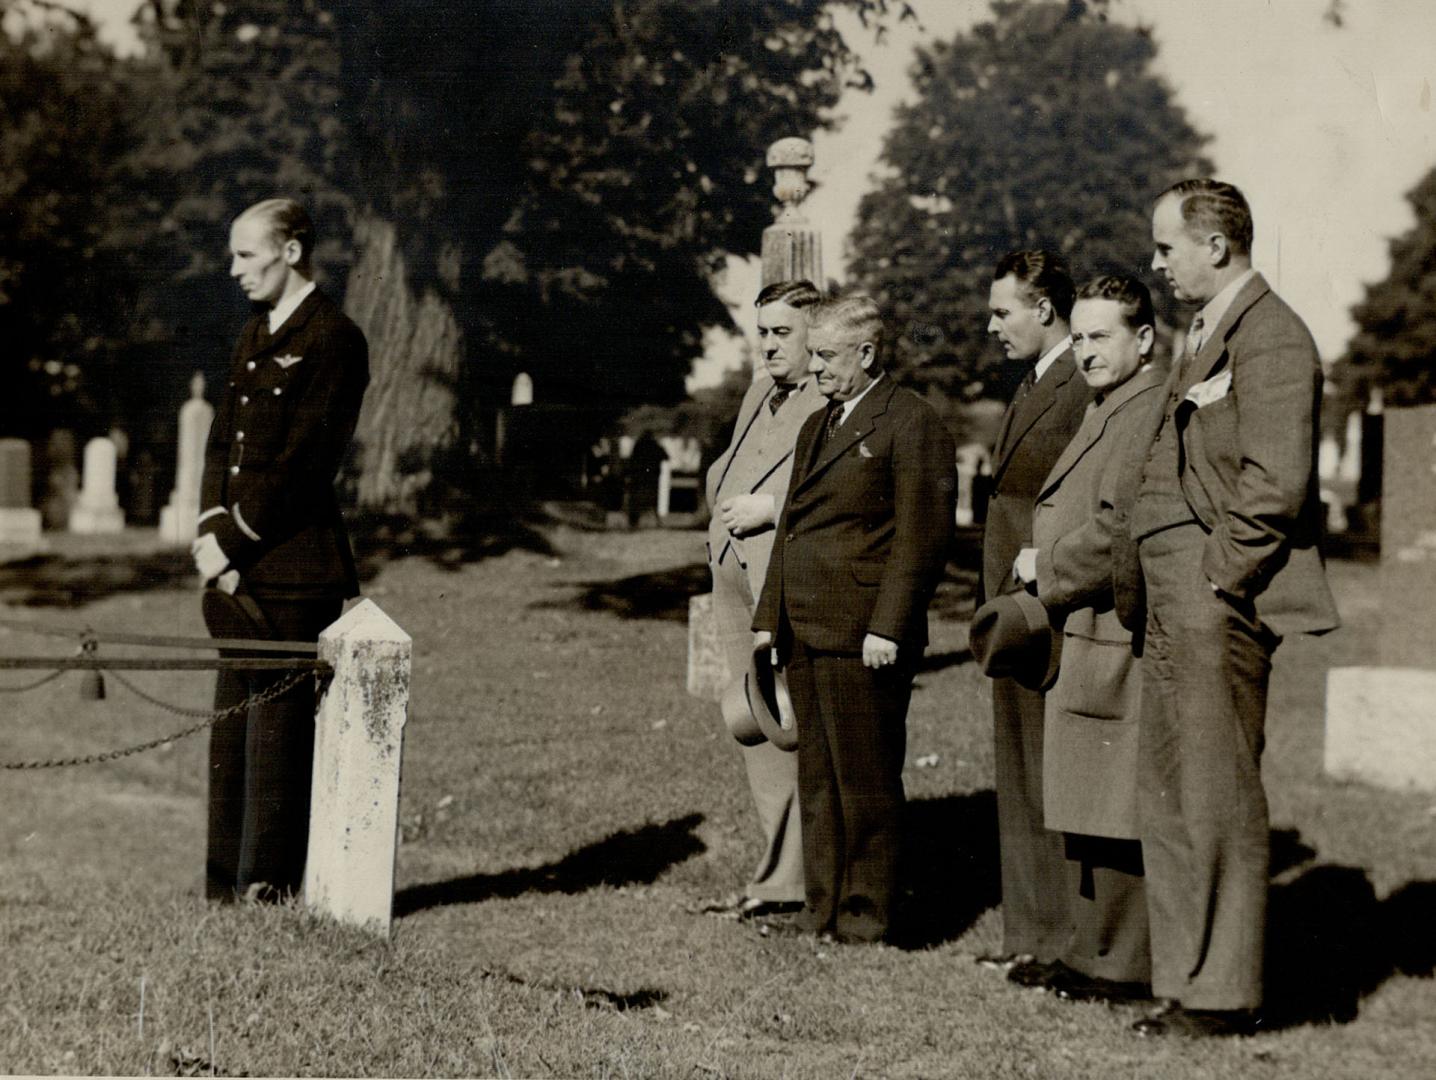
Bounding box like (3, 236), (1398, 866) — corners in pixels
(1120, 179), (1339, 1037)
(753, 294), (955, 944)
(1012, 274), (1166, 1005)
(705, 279), (826, 920)
(195, 197), (369, 902)
(979, 251), (1093, 984)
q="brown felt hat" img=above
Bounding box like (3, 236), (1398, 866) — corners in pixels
(719, 644), (799, 752)
(968, 589), (1060, 692)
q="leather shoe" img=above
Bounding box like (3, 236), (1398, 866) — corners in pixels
(1050, 967), (1151, 1005)
(1007, 958), (1065, 989)
(975, 952), (1032, 973)
(1132, 1006), (1259, 1038)
(738, 898), (804, 922)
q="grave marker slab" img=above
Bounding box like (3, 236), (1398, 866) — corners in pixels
(69, 436), (124, 534)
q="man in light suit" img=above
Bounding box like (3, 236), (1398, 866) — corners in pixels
(979, 251), (1093, 984)
(1121, 179), (1339, 1037)
(705, 279), (826, 920)
(1013, 274), (1166, 1005)
(753, 295), (956, 944)
(196, 197), (369, 902)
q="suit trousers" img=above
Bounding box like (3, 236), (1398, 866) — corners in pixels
(992, 676), (1071, 960)
(785, 640), (911, 942)
(709, 543), (804, 902)
(1059, 834), (1150, 985)
(1138, 523), (1277, 1010)
(206, 593), (341, 902)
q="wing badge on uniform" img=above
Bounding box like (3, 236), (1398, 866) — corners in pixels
(275, 354), (304, 369)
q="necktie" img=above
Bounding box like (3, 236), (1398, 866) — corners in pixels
(1185, 314), (1206, 361)
(1014, 367), (1037, 403)
(768, 384), (793, 415)
(824, 402), (845, 442)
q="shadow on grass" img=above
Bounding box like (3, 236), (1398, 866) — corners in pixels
(351, 510), (555, 582)
(0, 549), (197, 608)
(395, 813), (706, 917)
(892, 790), (1001, 950)
(536, 563), (712, 623)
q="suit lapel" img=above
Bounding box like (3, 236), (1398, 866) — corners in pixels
(243, 289), (325, 363)
(1187, 273), (1270, 384)
(1037, 365), (1161, 501)
(796, 379), (895, 493)
(711, 380), (773, 500)
(742, 381), (820, 494)
(992, 349), (1076, 483)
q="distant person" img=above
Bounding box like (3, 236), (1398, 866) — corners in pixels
(1009, 274), (1166, 1004)
(194, 197), (369, 902)
(1120, 179), (1338, 1036)
(704, 280), (826, 921)
(753, 295), (955, 944)
(978, 251), (1092, 985)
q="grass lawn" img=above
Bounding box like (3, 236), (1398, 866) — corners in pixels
(1, 525), (1433, 1078)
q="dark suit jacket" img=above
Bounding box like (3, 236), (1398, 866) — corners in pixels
(200, 289), (369, 597)
(981, 349), (1093, 603)
(753, 378), (956, 653)
(1113, 273), (1339, 638)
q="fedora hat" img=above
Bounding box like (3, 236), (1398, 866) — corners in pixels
(718, 644), (799, 752)
(968, 588), (1060, 692)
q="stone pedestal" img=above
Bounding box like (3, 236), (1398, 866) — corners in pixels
(687, 592), (729, 702)
(760, 137), (823, 288)
(1326, 668), (1436, 792)
(69, 437), (124, 534)
(304, 599), (411, 937)
(1325, 405), (1436, 792)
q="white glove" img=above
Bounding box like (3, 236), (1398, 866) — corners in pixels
(191, 533), (229, 581)
(217, 569), (240, 595)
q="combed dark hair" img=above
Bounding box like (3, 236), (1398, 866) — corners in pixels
(993, 249), (1075, 320)
(1075, 274), (1154, 330)
(1159, 179), (1253, 256)
(809, 293), (886, 369)
(755, 279), (822, 309)
(237, 198), (315, 263)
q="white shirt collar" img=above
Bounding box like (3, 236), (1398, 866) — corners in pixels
(840, 372), (884, 422)
(1033, 335), (1072, 382)
(1194, 268), (1257, 346)
(268, 281), (317, 335)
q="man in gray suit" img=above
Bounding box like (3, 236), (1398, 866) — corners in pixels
(979, 251), (1093, 984)
(705, 279), (826, 919)
(1121, 179), (1339, 1037)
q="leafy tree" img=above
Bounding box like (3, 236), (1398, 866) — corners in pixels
(1344, 166), (1436, 407)
(849, 0), (1210, 403)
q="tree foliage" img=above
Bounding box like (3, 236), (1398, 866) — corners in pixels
(849, 0), (1210, 402)
(1344, 167), (1436, 407)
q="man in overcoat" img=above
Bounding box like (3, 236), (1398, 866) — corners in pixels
(980, 251), (1093, 982)
(753, 294), (955, 943)
(1120, 179), (1339, 1036)
(1015, 274), (1166, 1004)
(194, 198), (370, 902)
(705, 279), (826, 918)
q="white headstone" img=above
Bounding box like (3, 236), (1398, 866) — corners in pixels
(160, 373), (216, 545)
(68, 436), (124, 534)
(304, 599), (412, 937)
(510, 372), (534, 407)
(0, 438), (44, 559)
(1338, 408), (1363, 485)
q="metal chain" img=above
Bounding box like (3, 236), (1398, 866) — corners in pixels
(1, 669), (313, 770)
(0, 670), (65, 694)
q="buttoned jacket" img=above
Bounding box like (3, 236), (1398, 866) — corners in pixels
(200, 289), (369, 596)
(705, 376), (825, 599)
(752, 379), (956, 653)
(1112, 274), (1339, 637)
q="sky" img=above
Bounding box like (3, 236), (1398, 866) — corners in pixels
(49, 0), (1436, 383)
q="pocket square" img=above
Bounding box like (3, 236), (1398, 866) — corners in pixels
(1185, 368), (1232, 408)
(858, 441), (875, 459)
(275, 354), (303, 369)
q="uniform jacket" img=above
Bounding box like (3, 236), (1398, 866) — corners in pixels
(752, 379), (956, 653)
(1112, 274), (1339, 638)
(200, 289), (369, 597)
(705, 375), (825, 600)
(981, 349), (1093, 604)
(1032, 365), (1164, 840)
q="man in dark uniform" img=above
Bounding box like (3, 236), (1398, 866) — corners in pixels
(194, 197), (369, 902)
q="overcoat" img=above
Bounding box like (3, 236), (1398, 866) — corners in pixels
(1032, 365), (1163, 839)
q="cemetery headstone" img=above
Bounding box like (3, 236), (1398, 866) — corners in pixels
(0, 438), (45, 558)
(160, 372), (215, 545)
(40, 429), (79, 531)
(69, 436), (125, 534)
(1326, 403), (1436, 791)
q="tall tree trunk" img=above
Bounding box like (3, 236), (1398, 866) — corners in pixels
(343, 211), (463, 512)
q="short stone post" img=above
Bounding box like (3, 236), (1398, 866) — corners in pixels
(69, 436), (124, 534)
(303, 599), (411, 936)
(686, 592), (729, 702)
(160, 372), (215, 545)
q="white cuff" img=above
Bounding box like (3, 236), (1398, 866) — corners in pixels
(197, 506), (228, 525)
